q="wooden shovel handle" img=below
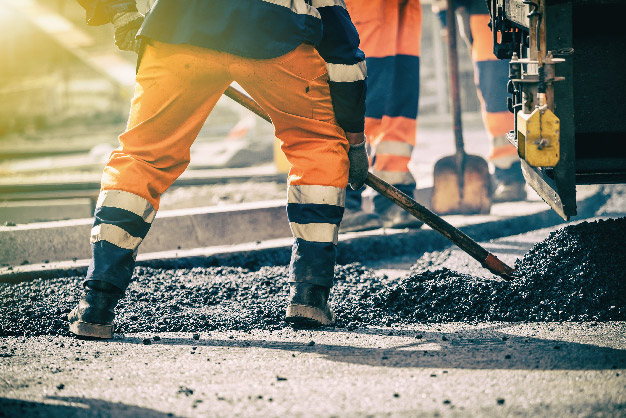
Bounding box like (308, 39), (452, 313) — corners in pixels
(365, 174), (513, 278)
(224, 86), (272, 124)
(446, 0), (464, 156)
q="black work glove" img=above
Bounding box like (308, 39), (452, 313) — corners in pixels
(112, 11), (144, 53)
(347, 140), (370, 190)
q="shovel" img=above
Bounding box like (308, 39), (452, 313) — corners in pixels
(223, 86), (513, 279)
(431, 0), (492, 215)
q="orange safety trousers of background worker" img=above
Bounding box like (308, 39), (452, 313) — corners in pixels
(87, 41), (350, 292)
(345, 0), (422, 189)
(468, 14), (517, 170)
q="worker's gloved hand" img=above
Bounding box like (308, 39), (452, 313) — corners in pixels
(112, 11), (144, 53)
(347, 139), (370, 191)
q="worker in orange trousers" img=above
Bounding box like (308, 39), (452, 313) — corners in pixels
(433, 0), (527, 201)
(69, 0), (369, 338)
(342, 0), (424, 232)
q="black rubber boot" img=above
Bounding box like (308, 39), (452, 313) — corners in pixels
(285, 283), (335, 328)
(493, 161), (527, 202)
(339, 209), (383, 233)
(374, 183), (423, 229)
(68, 280), (123, 339)
(378, 204), (424, 229)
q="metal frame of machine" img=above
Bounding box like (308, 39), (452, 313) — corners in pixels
(489, 0), (626, 220)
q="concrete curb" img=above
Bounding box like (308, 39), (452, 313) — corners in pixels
(0, 198), (94, 224)
(0, 164), (285, 202)
(0, 200), (290, 267)
(0, 186), (605, 283)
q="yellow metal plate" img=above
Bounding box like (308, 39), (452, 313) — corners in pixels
(516, 108), (560, 167)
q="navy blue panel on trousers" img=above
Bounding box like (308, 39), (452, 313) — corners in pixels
(287, 203), (344, 226)
(495, 161), (524, 183)
(93, 206), (151, 239)
(289, 238), (336, 288)
(475, 59), (510, 113)
(373, 183), (416, 213)
(87, 241), (136, 291)
(366, 55), (420, 119)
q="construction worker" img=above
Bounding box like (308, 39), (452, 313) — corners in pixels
(340, 0), (424, 232)
(433, 0), (526, 201)
(69, 0), (368, 338)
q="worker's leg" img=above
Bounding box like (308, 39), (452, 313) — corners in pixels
(370, 0), (422, 227)
(469, 14), (526, 201)
(233, 44), (349, 325)
(341, 0), (387, 231)
(88, 42), (232, 293)
(347, 0), (422, 228)
(71, 42), (234, 338)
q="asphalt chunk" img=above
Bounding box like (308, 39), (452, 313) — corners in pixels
(1, 218), (625, 336)
(178, 386), (194, 396)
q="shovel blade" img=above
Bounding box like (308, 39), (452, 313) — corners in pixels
(431, 154), (492, 215)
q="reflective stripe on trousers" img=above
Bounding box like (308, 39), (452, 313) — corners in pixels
(87, 190), (155, 291)
(287, 184), (345, 287)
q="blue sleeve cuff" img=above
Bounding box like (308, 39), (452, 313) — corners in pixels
(329, 80), (366, 133)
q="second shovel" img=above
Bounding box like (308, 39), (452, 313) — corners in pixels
(431, 0), (492, 215)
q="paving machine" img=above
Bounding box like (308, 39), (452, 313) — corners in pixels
(489, 0), (626, 219)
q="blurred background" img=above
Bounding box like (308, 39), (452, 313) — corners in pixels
(0, 0), (487, 224)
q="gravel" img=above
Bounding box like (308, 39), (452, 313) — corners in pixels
(1, 217), (625, 336)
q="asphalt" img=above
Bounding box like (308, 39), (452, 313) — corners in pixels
(1, 323), (625, 417)
(1, 188), (625, 417)
(0, 184), (603, 283)
(2, 215), (625, 338)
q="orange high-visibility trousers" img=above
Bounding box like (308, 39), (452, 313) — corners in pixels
(345, 0), (422, 189)
(469, 14), (517, 169)
(89, 41), (350, 291)
(104, 42), (349, 208)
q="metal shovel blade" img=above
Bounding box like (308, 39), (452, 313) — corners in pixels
(431, 153), (492, 215)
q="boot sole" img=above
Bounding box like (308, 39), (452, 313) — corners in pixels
(285, 304), (335, 327)
(69, 320), (113, 339)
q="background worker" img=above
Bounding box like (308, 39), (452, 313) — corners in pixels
(341, 0), (424, 232)
(69, 0), (369, 338)
(433, 0), (526, 201)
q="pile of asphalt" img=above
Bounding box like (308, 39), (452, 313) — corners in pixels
(1, 218), (624, 336)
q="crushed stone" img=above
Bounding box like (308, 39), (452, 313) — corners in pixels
(1, 218), (625, 336)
